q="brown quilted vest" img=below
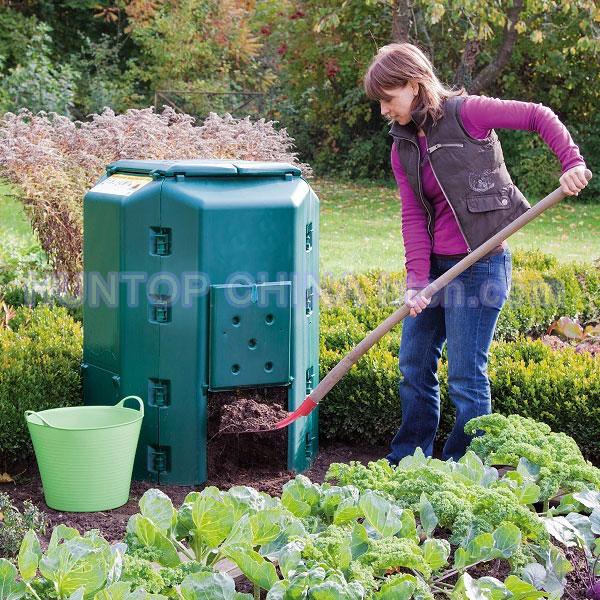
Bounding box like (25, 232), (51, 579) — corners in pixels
(389, 95), (531, 252)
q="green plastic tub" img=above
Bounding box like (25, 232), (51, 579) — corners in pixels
(25, 396), (144, 512)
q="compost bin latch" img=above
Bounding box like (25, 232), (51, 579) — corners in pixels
(148, 298), (172, 324)
(305, 366), (314, 395)
(149, 227), (172, 256)
(148, 379), (170, 407)
(305, 286), (314, 316)
(305, 222), (313, 252)
(148, 169), (167, 181)
(147, 446), (170, 474)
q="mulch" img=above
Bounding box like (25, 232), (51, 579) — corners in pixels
(2, 440), (387, 546)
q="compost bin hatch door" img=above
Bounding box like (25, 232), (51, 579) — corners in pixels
(208, 282), (292, 389)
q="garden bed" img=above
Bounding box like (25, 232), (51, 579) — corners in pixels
(3, 440), (387, 545)
(3, 413), (600, 598)
(207, 387), (289, 479)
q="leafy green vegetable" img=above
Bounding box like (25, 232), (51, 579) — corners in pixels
(451, 572), (549, 599)
(126, 515), (181, 567)
(359, 535), (432, 578)
(179, 571), (252, 599)
(326, 455), (546, 546)
(358, 491), (405, 538)
(120, 554), (165, 594)
(418, 493), (438, 538)
(39, 530), (117, 598)
(139, 489), (176, 534)
(191, 490), (235, 550)
(281, 475), (322, 518)
(422, 538), (450, 572)
(222, 544), (278, 591)
(17, 529), (41, 581)
(0, 558), (27, 599)
(523, 543), (573, 597)
(466, 414), (600, 501)
(373, 574), (416, 599)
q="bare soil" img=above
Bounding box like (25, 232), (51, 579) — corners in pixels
(560, 540), (592, 600)
(2, 446), (593, 598)
(2, 442), (387, 547)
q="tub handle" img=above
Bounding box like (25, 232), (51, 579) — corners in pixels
(24, 410), (53, 427)
(115, 396), (144, 415)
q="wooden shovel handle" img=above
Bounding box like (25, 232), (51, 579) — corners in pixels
(310, 170), (593, 405)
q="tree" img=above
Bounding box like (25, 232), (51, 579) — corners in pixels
(272, 0), (598, 177)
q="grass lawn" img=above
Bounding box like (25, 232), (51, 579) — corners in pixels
(314, 178), (600, 277)
(1, 178), (599, 278)
(0, 181), (40, 251)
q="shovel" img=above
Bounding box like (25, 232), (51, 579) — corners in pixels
(274, 170), (592, 431)
(257, 170), (592, 433)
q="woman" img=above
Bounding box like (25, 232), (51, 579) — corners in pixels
(363, 42), (589, 464)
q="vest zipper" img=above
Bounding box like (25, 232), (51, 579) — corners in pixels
(428, 157), (472, 252)
(427, 143), (464, 153)
(395, 137), (434, 241)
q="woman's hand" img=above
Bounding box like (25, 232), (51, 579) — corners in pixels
(559, 165), (589, 196)
(405, 288), (431, 317)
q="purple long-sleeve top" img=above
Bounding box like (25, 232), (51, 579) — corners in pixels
(390, 95), (587, 289)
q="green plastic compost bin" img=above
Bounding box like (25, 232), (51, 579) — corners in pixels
(82, 160), (319, 485)
(25, 396), (144, 512)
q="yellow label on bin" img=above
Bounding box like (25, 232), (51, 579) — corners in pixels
(91, 174), (153, 196)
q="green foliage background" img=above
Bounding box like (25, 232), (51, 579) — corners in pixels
(0, 0), (597, 193)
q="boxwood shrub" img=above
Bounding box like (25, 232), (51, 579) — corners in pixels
(320, 253), (598, 343)
(318, 252), (600, 462)
(0, 304), (82, 462)
(319, 334), (600, 464)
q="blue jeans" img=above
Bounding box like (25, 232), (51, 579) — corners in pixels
(387, 248), (512, 464)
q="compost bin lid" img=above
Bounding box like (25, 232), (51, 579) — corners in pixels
(106, 159), (302, 178)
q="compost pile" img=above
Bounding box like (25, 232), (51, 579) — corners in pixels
(207, 387), (289, 479)
(217, 397), (289, 434)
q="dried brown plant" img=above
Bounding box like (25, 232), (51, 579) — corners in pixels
(0, 107), (311, 293)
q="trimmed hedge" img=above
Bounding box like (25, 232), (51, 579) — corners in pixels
(320, 252), (600, 343)
(1, 250), (598, 464)
(0, 285), (83, 323)
(319, 333), (600, 462)
(0, 305), (82, 462)
(318, 252), (600, 462)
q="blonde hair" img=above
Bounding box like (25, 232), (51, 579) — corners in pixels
(363, 42), (465, 123)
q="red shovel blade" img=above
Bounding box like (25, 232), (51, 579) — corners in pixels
(272, 396), (318, 429)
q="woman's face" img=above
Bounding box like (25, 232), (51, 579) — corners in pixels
(380, 82), (418, 125)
